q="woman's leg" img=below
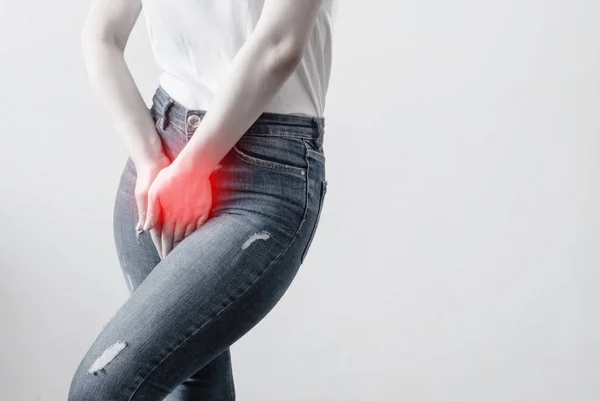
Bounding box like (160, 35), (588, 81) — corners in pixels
(68, 87), (327, 401)
(110, 160), (235, 401)
(162, 349), (234, 401)
(68, 206), (309, 401)
(68, 152), (317, 401)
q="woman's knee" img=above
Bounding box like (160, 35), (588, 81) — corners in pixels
(68, 369), (124, 401)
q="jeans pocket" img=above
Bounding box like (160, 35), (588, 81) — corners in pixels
(300, 179), (327, 263)
(232, 136), (307, 177)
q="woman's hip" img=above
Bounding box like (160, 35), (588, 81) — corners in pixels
(115, 85), (328, 259)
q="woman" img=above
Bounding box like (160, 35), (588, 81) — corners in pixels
(69, 0), (336, 400)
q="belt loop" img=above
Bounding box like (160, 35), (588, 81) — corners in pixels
(315, 118), (325, 150)
(159, 100), (173, 130)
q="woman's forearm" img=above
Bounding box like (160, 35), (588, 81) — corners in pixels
(81, 39), (165, 168)
(173, 0), (324, 177)
(172, 36), (302, 177)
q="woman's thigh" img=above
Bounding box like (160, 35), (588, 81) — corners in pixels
(69, 151), (314, 401)
(111, 160), (235, 401)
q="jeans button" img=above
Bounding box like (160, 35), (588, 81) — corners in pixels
(187, 114), (200, 128)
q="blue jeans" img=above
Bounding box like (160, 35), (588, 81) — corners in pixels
(68, 85), (328, 401)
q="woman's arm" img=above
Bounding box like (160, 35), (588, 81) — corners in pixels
(172, 0), (325, 177)
(80, 0), (167, 169)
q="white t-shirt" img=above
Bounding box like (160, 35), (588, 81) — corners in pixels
(141, 0), (338, 117)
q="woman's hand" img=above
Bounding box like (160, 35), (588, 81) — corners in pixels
(134, 155), (171, 254)
(141, 159), (213, 259)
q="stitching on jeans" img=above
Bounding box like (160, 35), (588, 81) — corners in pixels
(300, 179), (326, 263)
(243, 132), (312, 140)
(300, 141), (313, 263)
(301, 138), (326, 162)
(304, 144), (326, 164)
(127, 193), (311, 401)
(231, 144), (307, 177)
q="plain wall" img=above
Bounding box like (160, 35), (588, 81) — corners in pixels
(1, 0), (599, 400)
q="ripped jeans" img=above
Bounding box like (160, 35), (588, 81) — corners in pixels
(68, 85), (328, 401)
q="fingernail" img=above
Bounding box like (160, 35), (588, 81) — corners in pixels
(136, 221), (141, 230)
(143, 221), (151, 231)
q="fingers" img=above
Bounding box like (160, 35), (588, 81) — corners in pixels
(150, 224), (163, 260)
(144, 188), (159, 231)
(196, 213), (208, 231)
(135, 190), (148, 231)
(161, 219), (175, 259)
(145, 190), (163, 258)
(170, 215), (206, 254)
(173, 222), (186, 245)
(183, 221), (196, 238)
(151, 214), (209, 259)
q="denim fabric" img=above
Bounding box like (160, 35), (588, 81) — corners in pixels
(68, 85), (328, 401)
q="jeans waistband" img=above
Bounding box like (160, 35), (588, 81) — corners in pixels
(150, 85), (325, 147)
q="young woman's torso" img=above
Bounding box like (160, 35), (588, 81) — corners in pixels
(141, 0), (339, 117)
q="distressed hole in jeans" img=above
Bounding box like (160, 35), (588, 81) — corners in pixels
(87, 341), (128, 375)
(242, 230), (271, 250)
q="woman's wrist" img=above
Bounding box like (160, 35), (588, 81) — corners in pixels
(170, 151), (212, 179)
(132, 150), (170, 172)
(129, 131), (168, 167)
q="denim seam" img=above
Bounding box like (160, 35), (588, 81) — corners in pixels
(303, 144), (326, 164)
(126, 191), (311, 401)
(299, 141), (312, 263)
(251, 121), (315, 129)
(300, 179), (326, 264)
(231, 144), (307, 178)
(299, 141), (320, 263)
(243, 131), (313, 140)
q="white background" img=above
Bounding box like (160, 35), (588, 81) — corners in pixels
(1, 1), (599, 400)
